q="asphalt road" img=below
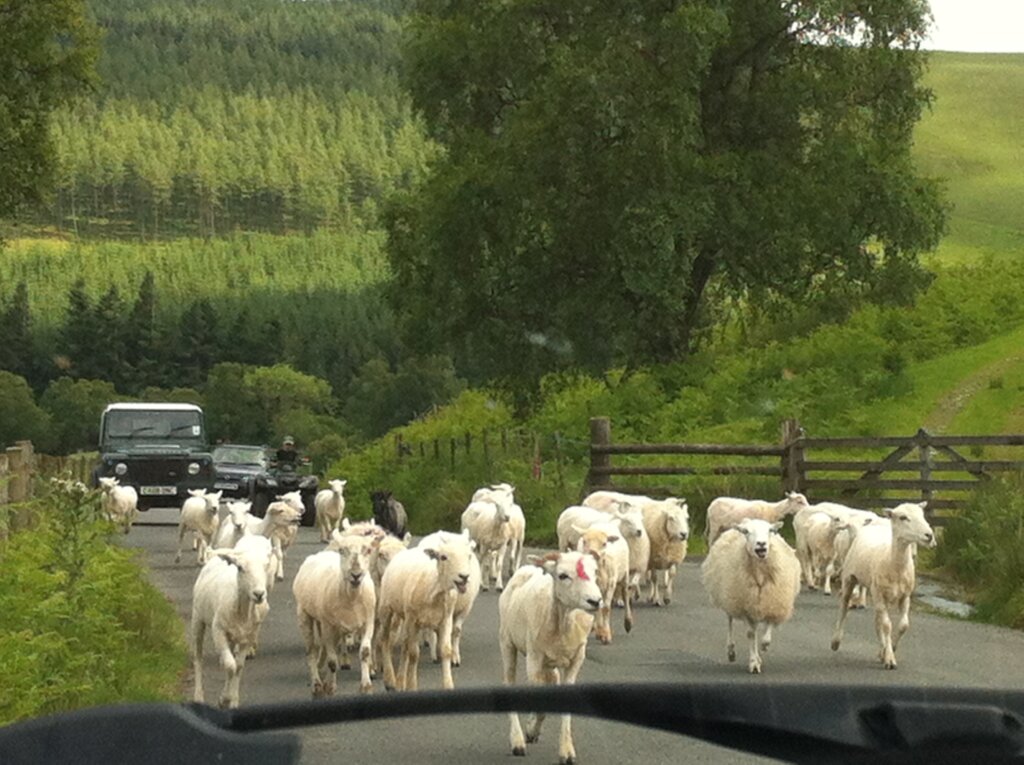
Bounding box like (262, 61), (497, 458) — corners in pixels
(126, 509), (1024, 765)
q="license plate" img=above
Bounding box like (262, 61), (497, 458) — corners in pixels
(140, 486), (177, 496)
(214, 482), (239, 491)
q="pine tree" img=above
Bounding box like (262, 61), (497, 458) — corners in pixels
(0, 282), (36, 387)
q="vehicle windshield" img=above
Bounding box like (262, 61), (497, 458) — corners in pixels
(103, 409), (205, 447)
(212, 446), (268, 467)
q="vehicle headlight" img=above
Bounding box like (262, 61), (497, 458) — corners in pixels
(114, 462), (128, 476)
(188, 462), (201, 475)
(264, 478), (277, 487)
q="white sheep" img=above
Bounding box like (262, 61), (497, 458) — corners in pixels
(212, 499), (301, 583)
(461, 498), (510, 591)
(831, 502), (936, 669)
(639, 498), (690, 607)
(293, 533), (377, 696)
(472, 483), (526, 577)
(796, 501), (878, 601)
(500, 551), (603, 764)
(700, 518), (801, 674)
(314, 479), (347, 542)
(175, 489), (223, 565)
(560, 501), (648, 602)
(377, 529), (475, 691)
(419, 530), (482, 667)
(97, 476), (138, 534)
(231, 533), (276, 658)
(212, 500), (255, 549)
(190, 542), (273, 708)
(704, 491), (809, 545)
(575, 523), (632, 643)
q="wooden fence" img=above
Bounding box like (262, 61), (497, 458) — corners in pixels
(1, 442), (97, 536)
(585, 418), (1024, 524)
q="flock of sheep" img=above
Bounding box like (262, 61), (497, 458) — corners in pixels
(142, 475), (938, 765)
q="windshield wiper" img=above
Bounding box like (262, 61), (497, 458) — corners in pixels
(168, 425), (199, 434)
(3, 683), (1023, 765)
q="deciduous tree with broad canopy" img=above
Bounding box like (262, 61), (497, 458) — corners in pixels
(388, 0), (946, 384)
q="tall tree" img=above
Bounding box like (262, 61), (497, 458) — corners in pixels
(388, 0), (947, 383)
(0, 282), (35, 387)
(0, 0), (98, 224)
(124, 270), (161, 392)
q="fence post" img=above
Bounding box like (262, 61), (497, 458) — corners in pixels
(585, 417), (612, 498)
(780, 419), (804, 494)
(7, 441), (35, 531)
(917, 428), (933, 510)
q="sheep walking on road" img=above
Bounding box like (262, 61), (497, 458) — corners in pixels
(701, 518), (801, 674)
(293, 534), (376, 696)
(704, 492), (809, 546)
(314, 479), (347, 542)
(176, 489), (223, 565)
(97, 476), (138, 534)
(500, 551), (603, 765)
(831, 502), (936, 670)
(461, 498), (510, 591)
(190, 543), (273, 708)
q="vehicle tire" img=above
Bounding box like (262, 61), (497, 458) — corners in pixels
(300, 492), (316, 527)
(251, 491), (271, 519)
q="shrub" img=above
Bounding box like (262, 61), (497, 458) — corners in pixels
(0, 480), (186, 724)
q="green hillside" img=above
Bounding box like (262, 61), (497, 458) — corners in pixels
(915, 52), (1024, 264)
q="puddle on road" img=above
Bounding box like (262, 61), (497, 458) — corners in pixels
(916, 579), (974, 619)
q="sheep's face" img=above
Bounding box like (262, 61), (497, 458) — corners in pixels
(98, 476), (118, 493)
(544, 552), (602, 612)
(425, 532), (474, 594)
(614, 510), (645, 539)
(268, 502), (303, 527)
(205, 490), (223, 511)
(784, 492), (810, 515)
(329, 479), (347, 495)
(335, 537), (371, 588)
(736, 519), (781, 560)
(225, 501), (251, 530)
(276, 490), (305, 512)
(886, 502), (936, 548)
(217, 549), (270, 605)
(576, 528), (610, 557)
(663, 503), (690, 542)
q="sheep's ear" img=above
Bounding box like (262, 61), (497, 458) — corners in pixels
(881, 508), (894, 518)
(917, 501), (928, 510)
(424, 548), (440, 561)
(211, 490), (223, 502)
(403, 532), (412, 545)
(189, 488), (205, 497)
(330, 529), (346, 545)
(341, 518), (351, 529)
(214, 550), (244, 571)
(770, 522), (783, 534)
(732, 524), (748, 536)
(606, 534), (621, 544)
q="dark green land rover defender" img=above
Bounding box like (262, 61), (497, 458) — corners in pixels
(92, 403), (215, 510)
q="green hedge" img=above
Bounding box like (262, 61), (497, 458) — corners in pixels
(0, 481), (186, 724)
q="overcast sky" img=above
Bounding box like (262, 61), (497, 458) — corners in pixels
(924, 0), (1024, 52)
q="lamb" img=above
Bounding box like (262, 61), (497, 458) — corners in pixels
(370, 489), (409, 539)
(212, 500), (255, 550)
(190, 541), (273, 708)
(175, 489), (223, 565)
(704, 492), (809, 545)
(419, 530), (482, 667)
(461, 498), (511, 591)
(97, 477), (138, 534)
(314, 479), (347, 542)
(377, 529), (475, 691)
(211, 499), (302, 583)
(700, 518), (801, 674)
(293, 533), (377, 696)
(499, 551), (603, 764)
(795, 501), (878, 599)
(831, 502), (936, 669)
(230, 533), (276, 658)
(575, 523), (632, 643)
(796, 511), (848, 594)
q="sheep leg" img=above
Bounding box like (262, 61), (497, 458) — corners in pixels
(221, 646), (249, 709)
(797, 547), (814, 588)
(451, 616), (465, 667)
(438, 599), (456, 690)
(559, 651), (586, 765)
(726, 615), (736, 662)
(831, 576), (857, 651)
(213, 630), (239, 708)
(523, 656), (548, 743)
(747, 620), (763, 674)
(892, 593), (912, 653)
(875, 602), (897, 669)
(503, 641), (526, 756)
(190, 618), (206, 703)
(620, 579), (634, 634)
(399, 623), (420, 692)
(379, 609), (399, 691)
(494, 540), (509, 591)
(175, 522), (188, 563)
(664, 565), (677, 605)
(297, 612), (325, 697)
(425, 628), (440, 663)
(822, 556), (836, 596)
(761, 623), (773, 653)
(272, 538), (285, 581)
(358, 622), (374, 693)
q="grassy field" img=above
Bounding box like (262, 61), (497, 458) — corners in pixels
(915, 52), (1024, 264)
